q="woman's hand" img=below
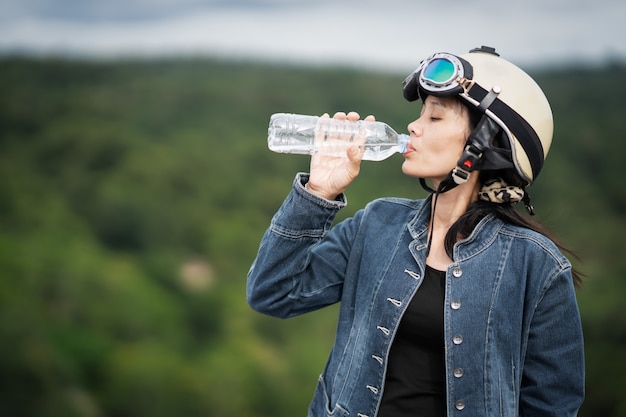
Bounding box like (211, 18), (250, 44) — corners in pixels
(305, 111), (375, 200)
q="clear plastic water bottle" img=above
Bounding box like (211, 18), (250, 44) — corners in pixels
(268, 113), (409, 161)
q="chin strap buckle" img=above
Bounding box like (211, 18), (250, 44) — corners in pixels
(452, 111), (502, 185)
(452, 143), (482, 184)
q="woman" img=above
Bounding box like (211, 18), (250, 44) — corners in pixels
(247, 46), (584, 417)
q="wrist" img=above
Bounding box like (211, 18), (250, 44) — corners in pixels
(294, 173), (347, 207)
(305, 182), (340, 201)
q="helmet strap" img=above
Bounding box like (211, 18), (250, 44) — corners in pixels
(452, 114), (501, 185)
(422, 170), (463, 257)
(419, 171), (458, 195)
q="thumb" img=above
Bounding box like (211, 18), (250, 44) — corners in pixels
(345, 145), (363, 177)
(346, 144), (363, 163)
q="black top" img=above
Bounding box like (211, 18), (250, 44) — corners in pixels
(378, 265), (447, 417)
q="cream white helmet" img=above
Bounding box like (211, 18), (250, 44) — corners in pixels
(402, 46), (553, 186)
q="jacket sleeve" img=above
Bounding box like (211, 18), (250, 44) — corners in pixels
(519, 266), (585, 417)
(246, 173), (359, 319)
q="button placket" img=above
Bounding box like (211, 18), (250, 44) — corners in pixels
(366, 287), (407, 409)
(372, 294), (405, 369)
(450, 264), (466, 409)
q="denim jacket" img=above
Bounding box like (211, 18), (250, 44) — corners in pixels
(247, 173), (584, 417)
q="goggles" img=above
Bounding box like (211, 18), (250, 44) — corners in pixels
(402, 52), (474, 100)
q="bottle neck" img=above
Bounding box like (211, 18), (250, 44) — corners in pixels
(397, 134), (409, 153)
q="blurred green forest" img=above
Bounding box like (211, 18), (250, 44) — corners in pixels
(0, 56), (624, 417)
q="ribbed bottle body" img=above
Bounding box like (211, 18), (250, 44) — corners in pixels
(268, 113), (408, 161)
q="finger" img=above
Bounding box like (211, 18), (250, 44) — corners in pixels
(364, 114), (376, 122)
(332, 111), (352, 141)
(347, 111), (361, 121)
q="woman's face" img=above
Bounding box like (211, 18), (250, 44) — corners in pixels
(402, 96), (472, 183)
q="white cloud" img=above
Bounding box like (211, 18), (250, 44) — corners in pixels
(1, 0), (625, 72)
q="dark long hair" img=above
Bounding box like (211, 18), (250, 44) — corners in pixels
(443, 170), (584, 288)
(443, 102), (583, 288)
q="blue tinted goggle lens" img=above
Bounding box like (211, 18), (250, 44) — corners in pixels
(422, 58), (456, 85)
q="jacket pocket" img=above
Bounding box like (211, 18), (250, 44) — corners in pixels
(308, 375), (349, 417)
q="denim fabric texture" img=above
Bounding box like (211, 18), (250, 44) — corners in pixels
(247, 173), (585, 417)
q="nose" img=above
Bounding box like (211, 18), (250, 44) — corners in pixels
(408, 118), (422, 137)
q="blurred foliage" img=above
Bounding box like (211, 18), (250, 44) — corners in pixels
(0, 56), (624, 417)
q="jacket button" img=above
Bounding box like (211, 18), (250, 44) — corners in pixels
(451, 300), (461, 310)
(453, 334), (463, 345)
(452, 267), (462, 277)
(455, 400), (465, 410)
(454, 367), (464, 378)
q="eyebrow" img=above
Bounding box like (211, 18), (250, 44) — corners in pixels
(426, 99), (448, 109)
(421, 100), (444, 115)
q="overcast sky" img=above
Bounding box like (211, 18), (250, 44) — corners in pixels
(2, 0), (625, 73)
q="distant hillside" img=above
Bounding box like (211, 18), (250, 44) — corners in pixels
(0, 56), (624, 417)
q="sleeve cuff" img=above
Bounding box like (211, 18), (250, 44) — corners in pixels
(294, 172), (347, 208)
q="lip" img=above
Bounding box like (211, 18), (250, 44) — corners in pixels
(403, 143), (416, 156)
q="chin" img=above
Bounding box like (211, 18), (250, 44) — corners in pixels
(401, 161), (422, 178)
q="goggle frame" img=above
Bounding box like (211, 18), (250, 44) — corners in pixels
(417, 53), (468, 94)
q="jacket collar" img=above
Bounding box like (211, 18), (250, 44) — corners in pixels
(405, 194), (506, 261)
(406, 194), (432, 241)
(454, 213), (505, 260)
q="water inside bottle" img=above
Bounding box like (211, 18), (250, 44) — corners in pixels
(269, 142), (401, 161)
(268, 113), (408, 161)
